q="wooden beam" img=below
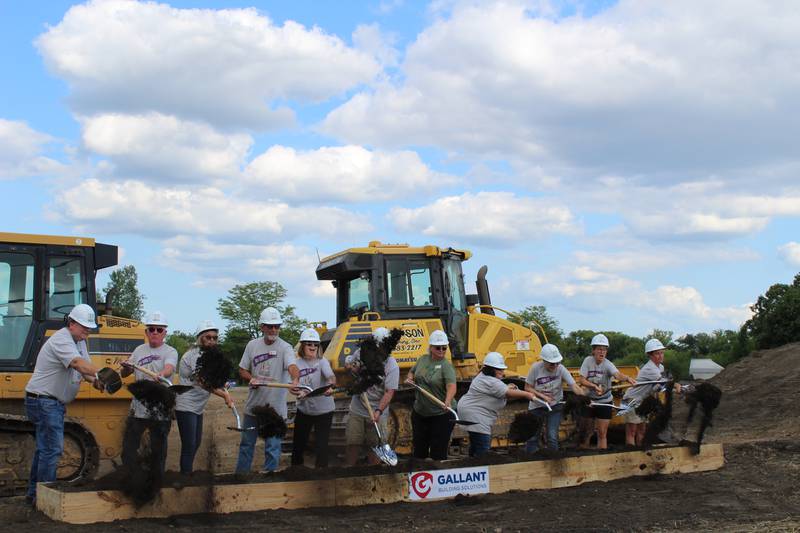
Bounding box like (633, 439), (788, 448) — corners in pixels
(38, 444), (724, 524)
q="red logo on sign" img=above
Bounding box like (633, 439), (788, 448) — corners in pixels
(410, 472), (433, 499)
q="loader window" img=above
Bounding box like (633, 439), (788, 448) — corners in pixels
(386, 258), (433, 308)
(0, 252), (35, 361)
(443, 259), (466, 312)
(47, 255), (87, 319)
(346, 276), (372, 315)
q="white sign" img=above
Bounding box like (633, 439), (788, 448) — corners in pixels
(407, 466), (490, 500)
(516, 340), (530, 351)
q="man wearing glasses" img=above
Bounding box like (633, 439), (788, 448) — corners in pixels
(235, 307), (299, 473)
(119, 311), (178, 473)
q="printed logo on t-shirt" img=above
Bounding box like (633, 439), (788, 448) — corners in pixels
(138, 355), (161, 366)
(298, 367), (317, 378)
(253, 351), (278, 366)
(535, 375), (559, 386)
(587, 370), (604, 379)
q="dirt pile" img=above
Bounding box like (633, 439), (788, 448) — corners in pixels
(195, 345), (233, 390)
(674, 341), (800, 443)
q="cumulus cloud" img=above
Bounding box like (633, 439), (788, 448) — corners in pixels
(51, 179), (371, 239)
(0, 119), (63, 179)
(778, 242), (800, 267)
(82, 113), (252, 183)
(244, 145), (455, 202)
(37, 0), (380, 130)
(322, 1), (800, 176)
(390, 191), (578, 246)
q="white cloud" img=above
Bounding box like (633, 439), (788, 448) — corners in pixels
(244, 145), (454, 202)
(390, 191), (578, 246)
(778, 242), (800, 267)
(82, 113), (252, 183)
(353, 24), (399, 68)
(0, 119), (63, 179)
(322, 0), (800, 177)
(51, 179), (371, 239)
(37, 0), (380, 130)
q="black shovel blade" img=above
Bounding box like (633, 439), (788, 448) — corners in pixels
(169, 385), (194, 394)
(305, 384), (334, 397)
(454, 420), (478, 426)
(97, 367), (122, 394)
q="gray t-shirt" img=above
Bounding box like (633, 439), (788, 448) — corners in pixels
(295, 357), (335, 416)
(623, 359), (665, 405)
(240, 336), (296, 418)
(25, 327), (90, 404)
(579, 357), (619, 402)
(526, 361), (575, 408)
(456, 373), (508, 435)
(348, 353), (399, 422)
(174, 347), (211, 415)
(126, 342), (179, 420)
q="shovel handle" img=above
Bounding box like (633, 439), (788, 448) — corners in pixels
(409, 382), (458, 418)
(254, 381), (313, 393)
(610, 379), (668, 391)
(127, 362), (171, 386)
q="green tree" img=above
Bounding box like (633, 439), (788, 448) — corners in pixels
(166, 330), (195, 357)
(217, 281), (305, 345)
(219, 327), (252, 380)
(745, 273), (800, 349)
(102, 265), (145, 320)
(510, 305), (563, 345)
(647, 328), (674, 347)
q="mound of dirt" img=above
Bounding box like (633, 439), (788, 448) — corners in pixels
(673, 341), (800, 443)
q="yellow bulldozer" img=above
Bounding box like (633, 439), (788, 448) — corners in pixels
(0, 232), (144, 495)
(312, 241), (636, 453)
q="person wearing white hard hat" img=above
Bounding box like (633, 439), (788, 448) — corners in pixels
(345, 326), (400, 466)
(623, 338), (681, 446)
(119, 311), (179, 473)
(576, 334), (636, 449)
(24, 304), (107, 504)
(523, 344), (586, 453)
(404, 329), (457, 460)
(235, 307), (300, 473)
(457, 352), (540, 457)
(291, 328), (336, 468)
(174, 320), (234, 474)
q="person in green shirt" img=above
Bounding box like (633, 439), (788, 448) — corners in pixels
(405, 329), (457, 460)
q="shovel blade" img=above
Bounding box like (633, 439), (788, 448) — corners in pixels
(169, 385), (194, 394)
(97, 367), (122, 394)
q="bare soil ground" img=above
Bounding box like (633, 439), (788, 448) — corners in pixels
(2, 343), (799, 532)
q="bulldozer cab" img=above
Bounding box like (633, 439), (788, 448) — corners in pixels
(316, 241), (472, 355)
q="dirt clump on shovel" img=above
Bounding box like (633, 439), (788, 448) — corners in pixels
(508, 411), (544, 443)
(252, 405), (287, 439)
(194, 345), (233, 390)
(347, 328), (403, 395)
(128, 380), (175, 419)
(642, 385), (675, 449)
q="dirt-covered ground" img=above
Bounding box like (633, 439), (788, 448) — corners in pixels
(2, 343), (799, 532)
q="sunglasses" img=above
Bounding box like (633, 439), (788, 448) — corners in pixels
(302, 342), (320, 347)
(431, 345), (448, 351)
(202, 335), (219, 341)
(263, 324), (281, 330)
(147, 327), (165, 334)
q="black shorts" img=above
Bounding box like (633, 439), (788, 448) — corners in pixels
(581, 403), (613, 420)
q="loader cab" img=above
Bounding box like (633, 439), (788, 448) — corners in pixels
(316, 242), (471, 354)
(0, 233), (117, 371)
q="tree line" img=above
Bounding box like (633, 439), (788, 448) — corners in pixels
(101, 266), (800, 381)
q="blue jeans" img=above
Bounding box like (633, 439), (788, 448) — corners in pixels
(525, 404), (563, 453)
(25, 396), (66, 500)
(468, 431), (492, 457)
(175, 411), (204, 474)
(235, 414), (282, 473)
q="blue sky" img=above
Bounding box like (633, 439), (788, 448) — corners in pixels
(3, 0), (799, 343)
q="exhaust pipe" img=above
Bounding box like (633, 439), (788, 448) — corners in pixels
(476, 265), (494, 315)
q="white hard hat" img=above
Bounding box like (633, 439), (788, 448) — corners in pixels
(145, 311), (168, 327)
(429, 329), (449, 346)
(540, 343), (563, 363)
(483, 352), (507, 369)
(591, 334), (609, 347)
(68, 304), (98, 329)
(645, 338), (665, 354)
(194, 320), (218, 338)
(259, 307), (282, 326)
(372, 327), (390, 342)
(299, 328), (321, 343)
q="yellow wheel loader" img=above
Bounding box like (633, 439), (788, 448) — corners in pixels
(0, 232), (144, 495)
(309, 241), (637, 454)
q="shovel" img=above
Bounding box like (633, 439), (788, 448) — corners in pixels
(125, 362), (194, 394)
(407, 381), (478, 426)
(360, 392), (398, 466)
(610, 380), (669, 391)
(589, 401), (628, 410)
(96, 367), (123, 394)
(250, 379), (313, 394)
(226, 403), (256, 432)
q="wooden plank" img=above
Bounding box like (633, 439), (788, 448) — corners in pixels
(38, 444), (724, 523)
(213, 479), (337, 513)
(335, 473), (406, 506)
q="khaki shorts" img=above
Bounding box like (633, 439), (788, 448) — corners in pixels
(624, 410), (644, 424)
(346, 413), (387, 447)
